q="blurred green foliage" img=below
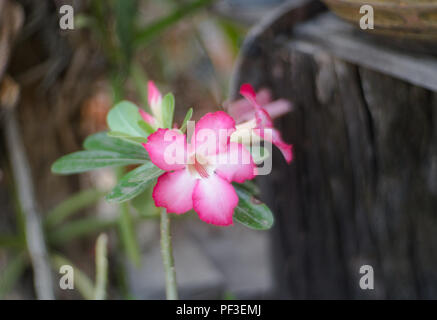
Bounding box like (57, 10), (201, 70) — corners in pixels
(0, 0), (250, 299)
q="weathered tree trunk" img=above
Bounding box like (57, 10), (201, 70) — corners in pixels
(4, 0), (105, 211)
(0, 0), (106, 299)
(230, 2), (437, 299)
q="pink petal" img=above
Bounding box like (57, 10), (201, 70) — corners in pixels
(195, 111), (236, 136)
(194, 111), (236, 156)
(148, 81), (162, 121)
(139, 109), (156, 126)
(153, 169), (197, 214)
(262, 99), (292, 121)
(272, 129), (293, 164)
(192, 174), (238, 226)
(239, 84), (293, 164)
(227, 99), (253, 123)
(256, 89), (272, 106)
(255, 108), (274, 128)
(240, 83), (260, 109)
(213, 142), (256, 183)
(148, 81), (162, 107)
(229, 89), (292, 125)
(254, 127), (293, 164)
(143, 128), (187, 171)
(227, 88), (272, 123)
(276, 143), (293, 164)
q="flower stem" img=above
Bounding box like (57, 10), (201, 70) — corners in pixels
(160, 208), (178, 300)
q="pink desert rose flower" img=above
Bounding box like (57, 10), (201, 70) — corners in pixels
(230, 83), (293, 164)
(227, 87), (292, 124)
(143, 111), (256, 226)
(138, 81), (163, 128)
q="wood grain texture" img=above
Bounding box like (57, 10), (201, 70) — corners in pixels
(230, 10), (437, 299)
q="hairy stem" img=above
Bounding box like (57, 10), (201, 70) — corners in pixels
(160, 208), (178, 300)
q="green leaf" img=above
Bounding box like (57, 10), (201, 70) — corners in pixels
(217, 19), (244, 57)
(118, 202), (141, 267)
(161, 93), (175, 129)
(179, 108), (193, 133)
(138, 120), (155, 136)
(0, 253), (27, 299)
(107, 131), (147, 144)
(94, 233), (108, 300)
(107, 101), (145, 137)
(131, 186), (160, 218)
(131, 63), (149, 109)
(105, 162), (164, 203)
(48, 217), (117, 245)
(45, 188), (105, 228)
(51, 150), (147, 174)
(233, 184), (274, 230)
(234, 180), (260, 196)
(135, 0), (215, 47)
(114, 0), (138, 66)
(84, 131), (148, 160)
(51, 254), (95, 300)
(110, 72), (126, 103)
(0, 234), (24, 249)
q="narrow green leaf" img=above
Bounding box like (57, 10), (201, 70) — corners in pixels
(118, 202), (141, 267)
(107, 101), (145, 137)
(51, 254), (95, 300)
(161, 93), (175, 129)
(105, 162), (163, 203)
(83, 131), (148, 160)
(217, 19), (244, 57)
(131, 186), (160, 218)
(138, 120), (155, 136)
(45, 189), (105, 228)
(48, 217), (117, 245)
(51, 150), (147, 174)
(107, 131), (147, 144)
(0, 234), (24, 249)
(179, 108), (193, 133)
(135, 0), (215, 47)
(110, 72), (126, 104)
(233, 184), (274, 230)
(0, 253), (27, 299)
(131, 63), (149, 108)
(94, 233), (108, 300)
(234, 180), (260, 196)
(114, 0), (138, 66)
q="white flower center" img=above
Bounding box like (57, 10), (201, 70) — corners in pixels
(187, 153), (213, 179)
